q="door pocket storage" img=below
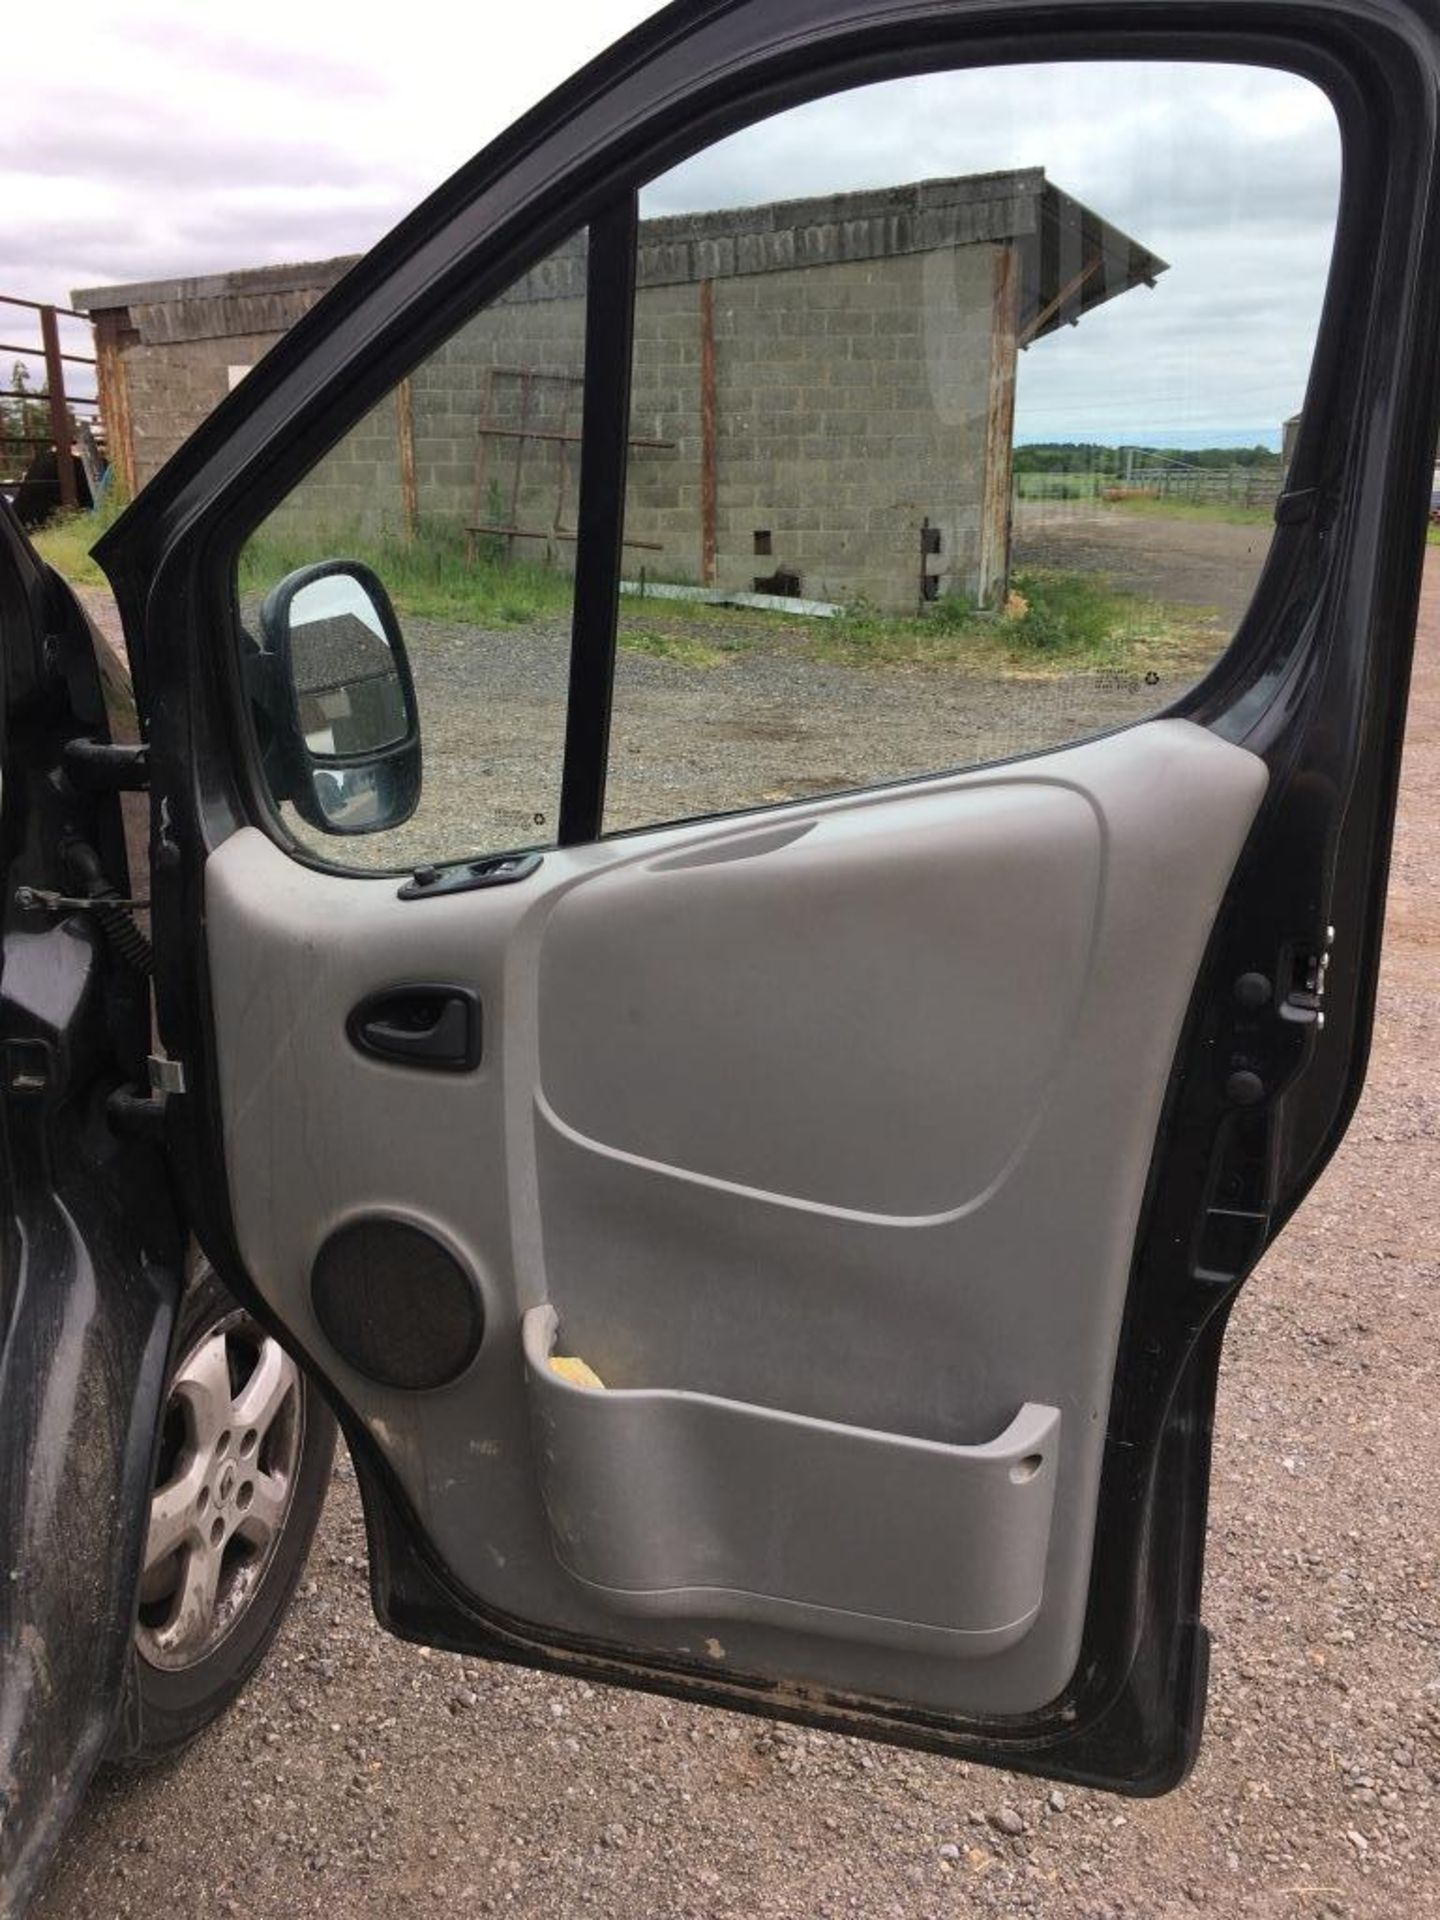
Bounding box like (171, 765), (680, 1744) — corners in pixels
(522, 1306), (1060, 1656)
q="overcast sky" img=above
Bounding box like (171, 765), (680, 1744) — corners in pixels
(3, 0), (663, 392)
(643, 62), (1342, 446)
(5, 4), (1340, 447)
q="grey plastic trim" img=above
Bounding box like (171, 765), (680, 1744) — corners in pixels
(205, 718), (1267, 1716)
(523, 1304), (1060, 1654)
(538, 776), (1102, 1219)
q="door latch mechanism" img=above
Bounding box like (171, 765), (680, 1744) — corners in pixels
(14, 885), (149, 913)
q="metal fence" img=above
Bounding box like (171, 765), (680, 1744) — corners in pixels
(1014, 455), (1285, 513)
(1124, 464), (1282, 509)
(0, 295), (100, 505)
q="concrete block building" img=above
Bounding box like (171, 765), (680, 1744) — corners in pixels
(76, 171), (1162, 612)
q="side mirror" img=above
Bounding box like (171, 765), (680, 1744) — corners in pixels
(258, 560), (421, 835)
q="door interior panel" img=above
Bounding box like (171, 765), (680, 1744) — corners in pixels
(536, 777), (1101, 1217)
(206, 717), (1265, 1716)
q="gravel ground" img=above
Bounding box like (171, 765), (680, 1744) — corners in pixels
(218, 503), (1252, 873)
(287, 611), (1204, 870)
(39, 553), (1439, 1918)
(1013, 500), (1272, 631)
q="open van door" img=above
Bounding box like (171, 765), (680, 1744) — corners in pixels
(93, 0), (1440, 1800)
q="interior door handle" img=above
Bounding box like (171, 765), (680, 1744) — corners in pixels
(347, 985), (482, 1072)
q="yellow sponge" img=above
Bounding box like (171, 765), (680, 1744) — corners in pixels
(548, 1354), (606, 1390)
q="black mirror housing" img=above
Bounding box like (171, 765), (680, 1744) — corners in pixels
(258, 559), (421, 835)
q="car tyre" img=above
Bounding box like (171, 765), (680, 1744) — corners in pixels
(118, 1262), (335, 1763)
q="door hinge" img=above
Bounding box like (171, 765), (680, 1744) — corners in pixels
(1280, 923), (1336, 1031)
(148, 1054), (186, 1096)
(106, 1056), (186, 1139)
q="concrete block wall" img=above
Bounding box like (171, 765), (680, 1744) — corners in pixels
(77, 174), (1159, 610)
(626, 246), (998, 608)
(123, 329), (285, 489)
(413, 291), (587, 547)
(273, 237), (999, 609)
(79, 261), (346, 491)
(73, 248), (590, 535)
(270, 280), (588, 550)
(626, 282), (703, 578)
(269, 388), (403, 542)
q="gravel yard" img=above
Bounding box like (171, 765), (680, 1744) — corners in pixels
(38, 549), (1440, 1919)
(288, 609), (1204, 870)
(266, 500), (1252, 873)
(1013, 499), (1272, 632)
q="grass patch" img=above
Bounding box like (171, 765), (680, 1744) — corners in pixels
(815, 568), (1215, 677)
(618, 624), (742, 668)
(245, 529), (778, 648)
(616, 594), (793, 665)
(1100, 493), (1275, 529)
(239, 521), (575, 627)
(30, 501), (125, 588)
(31, 507), (1217, 684)
(32, 509), (580, 628)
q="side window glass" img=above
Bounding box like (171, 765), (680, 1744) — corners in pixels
(238, 230), (589, 868)
(604, 62), (1341, 835)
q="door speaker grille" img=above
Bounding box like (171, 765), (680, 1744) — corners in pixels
(311, 1218), (482, 1390)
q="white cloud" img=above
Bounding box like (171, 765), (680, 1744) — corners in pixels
(645, 62), (1341, 445)
(3, 0), (664, 387)
(3, 13), (1340, 446)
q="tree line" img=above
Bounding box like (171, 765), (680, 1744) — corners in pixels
(1, 363), (53, 480)
(1014, 442), (1282, 474)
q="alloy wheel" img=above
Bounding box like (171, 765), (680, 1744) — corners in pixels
(138, 1311), (305, 1670)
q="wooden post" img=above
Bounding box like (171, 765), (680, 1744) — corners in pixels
(93, 310), (137, 502)
(699, 278), (717, 587)
(395, 377), (418, 542)
(506, 370), (533, 565)
(977, 247), (1020, 610)
(39, 304), (78, 509)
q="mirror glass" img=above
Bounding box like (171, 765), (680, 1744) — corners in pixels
(305, 758), (407, 833)
(240, 224), (590, 869)
(286, 571), (409, 758)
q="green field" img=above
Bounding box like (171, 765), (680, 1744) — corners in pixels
(1013, 471), (1109, 501)
(1099, 493), (1276, 528)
